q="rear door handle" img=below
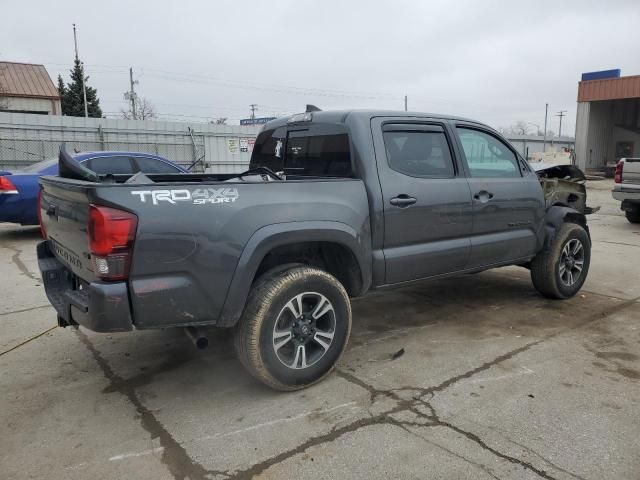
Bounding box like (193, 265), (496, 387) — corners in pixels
(473, 191), (494, 201)
(390, 195), (417, 207)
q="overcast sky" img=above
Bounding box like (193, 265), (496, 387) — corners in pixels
(3, 0), (639, 133)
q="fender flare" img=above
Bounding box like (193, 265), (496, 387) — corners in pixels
(217, 221), (371, 327)
(542, 205), (589, 250)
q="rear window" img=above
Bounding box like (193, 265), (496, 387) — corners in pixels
(250, 124), (352, 178)
(85, 156), (134, 175)
(250, 127), (286, 173)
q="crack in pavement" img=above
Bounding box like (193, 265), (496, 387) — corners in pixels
(394, 422), (503, 480)
(76, 329), (228, 480)
(0, 325), (57, 357)
(226, 295), (640, 479)
(0, 304), (51, 316)
(75, 293), (640, 480)
(3, 244), (41, 282)
(480, 424), (588, 480)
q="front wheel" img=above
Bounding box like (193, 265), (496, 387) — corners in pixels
(530, 223), (591, 299)
(234, 266), (352, 391)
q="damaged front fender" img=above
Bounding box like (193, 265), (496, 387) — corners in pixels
(534, 163), (600, 215)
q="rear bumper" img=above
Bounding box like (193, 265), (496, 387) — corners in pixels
(37, 241), (133, 332)
(612, 185), (640, 203)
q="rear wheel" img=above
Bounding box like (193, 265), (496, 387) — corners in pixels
(234, 266), (351, 390)
(625, 209), (640, 224)
(531, 223), (591, 299)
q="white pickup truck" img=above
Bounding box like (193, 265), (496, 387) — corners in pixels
(613, 158), (640, 223)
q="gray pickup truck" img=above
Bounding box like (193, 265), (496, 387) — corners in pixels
(38, 110), (594, 390)
(612, 158), (640, 223)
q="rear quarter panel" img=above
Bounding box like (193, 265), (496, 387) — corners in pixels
(114, 179), (371, 328)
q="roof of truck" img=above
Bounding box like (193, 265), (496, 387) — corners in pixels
(263, 109), (486, 130)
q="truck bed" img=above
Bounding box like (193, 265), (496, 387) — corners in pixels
(38, 174), (371, 331)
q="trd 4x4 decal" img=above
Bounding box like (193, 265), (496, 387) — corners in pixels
(131, 188), (239, 205)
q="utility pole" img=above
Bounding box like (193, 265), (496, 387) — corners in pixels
(543, 103), (548, 153)
(249, 104), (258, 121)
(73, 24), (89, 118)
(404, 95), (408, 112)
(128, 68), (138, 119)
(556, 110), (567, 138)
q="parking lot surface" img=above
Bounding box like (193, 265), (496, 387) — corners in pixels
(1, 179), (639, 480)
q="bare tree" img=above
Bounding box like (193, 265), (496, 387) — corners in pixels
(499, 121), (531, 136)
(121, 96), (156, 120)
(513, 120), (530, 135)
(214, 117), (228, 125)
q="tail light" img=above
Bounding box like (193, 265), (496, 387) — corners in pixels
(88, 205), (138, 281)
(0, 176), (18, 194)
(614, 161), (623, 183)
(37, 188), (46, 239)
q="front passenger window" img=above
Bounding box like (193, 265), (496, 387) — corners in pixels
(456, 128), (520, 178)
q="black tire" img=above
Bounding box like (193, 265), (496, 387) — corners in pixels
(530, 223), (591, 299)
(625, 209), (640, 224)
(234, 266), (351, 391)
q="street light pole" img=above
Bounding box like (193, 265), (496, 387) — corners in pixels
(73, 24), (89, 118)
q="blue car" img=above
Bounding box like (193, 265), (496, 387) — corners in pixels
(0, 151), (187, 225)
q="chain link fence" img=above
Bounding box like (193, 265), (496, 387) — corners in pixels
(0, 112), (259, 173)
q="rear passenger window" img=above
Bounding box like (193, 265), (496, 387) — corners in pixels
(456, 128), (521, 178)
(285, 125), (352, 177)
(85, 156), (134, 175)
(383, 129), (454, 178)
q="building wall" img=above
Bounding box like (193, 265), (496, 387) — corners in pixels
(585, 100), (613, 170)
(574, 98), (640, 170)
(0, 112), (260, 172)
(574, 102), (589, 170)
(505, 135), (574, 159)
(2, 97), (61, 115)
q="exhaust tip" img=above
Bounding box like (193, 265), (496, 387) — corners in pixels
(195, 336), (208, 350)
(185, 326), (209, 350)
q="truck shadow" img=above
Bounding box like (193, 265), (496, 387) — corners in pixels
(84, 266), (598, 397)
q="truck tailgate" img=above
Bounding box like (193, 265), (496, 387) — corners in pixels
(39, 177), (97, 283)
(622, 158), (640, 184)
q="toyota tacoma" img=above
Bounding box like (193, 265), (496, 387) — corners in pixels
(37, 109), (595, 390)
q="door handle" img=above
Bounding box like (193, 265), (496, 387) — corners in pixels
(390, 195), (417, 207)
(473, 191), (494, 201)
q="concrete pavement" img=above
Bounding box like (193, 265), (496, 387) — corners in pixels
(1, 179), (639, 479)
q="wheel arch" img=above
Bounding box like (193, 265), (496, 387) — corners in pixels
(218, 221), (371, 327)
(543, 205), (589, 250)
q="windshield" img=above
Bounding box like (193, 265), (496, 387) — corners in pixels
(19, 158), (58, 173)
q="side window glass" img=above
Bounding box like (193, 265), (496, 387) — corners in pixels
(383, 129), (454, 178)
(285, 125), (352, 177)
(85, 156), (134, 174)
(456, 128), (521, 178)
(135, 157), (180, 173)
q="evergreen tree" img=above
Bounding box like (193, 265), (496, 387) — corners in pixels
(62, 59), (102, 117)
(57, 75), (70, 116)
